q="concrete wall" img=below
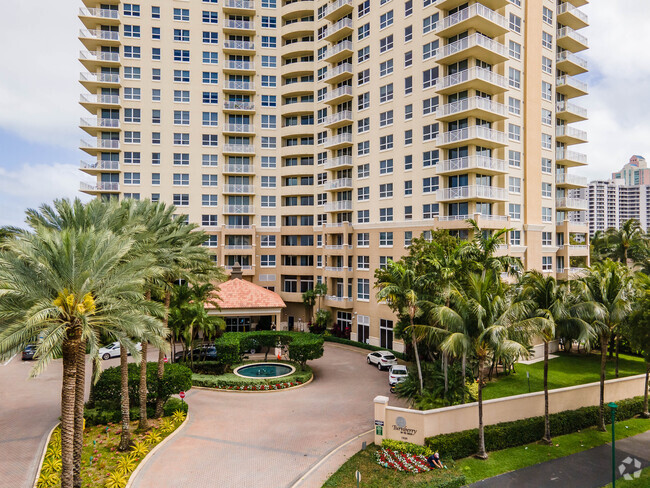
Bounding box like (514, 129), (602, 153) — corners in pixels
(373, 374), (646, 446)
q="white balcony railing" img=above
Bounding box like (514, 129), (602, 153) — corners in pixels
(558, 2), (589, 24)
(79, 8), (119, 20)
(323, 85), (352, 102)
(324, 155), (353, 169)
(324, 133), (353, 148)
(223, 184), (255, 193)
(324, 63), (353, 81)
(224, 0), (255, 8)
(223, 101), (255, 111)
(80, 72), (120, 84)
(438, 3), (507, 32)
(80, 139), (120, 150)
(556, 51), (588, 71)
(437, 185), (508, 201)
(556, 197), (588, 210)
(325, 295), (353, 302)
(439, 126), (506, 146)
(223, 81), (255, 91)
(80, 181), (119, 192)
(223, 205), (255, 214)
(79, 29), (119, 41)
(557, 26), (588, 47)
(223, 40), (255, 50)
(324, 40), (353, 59)
(556, 101), (588, 118)
(438, 66), (508, 91)
(556, 148), (587, 164)
(324, 201), (353, 212)
(323, 18), (353, 38)
(325, 110), (353, 125)
(438, 155), (507, 174)
(437, 33), (507, 61)
(223, 20), (255, 30)
(325, 0), (353, 17)
(223, 145), (255, 154)
(80, 117), (120, 129)
(324, 178), (352, 190)
(79, 50), (120, 63)
(223, 163), (255, 173)
(557, 75), (588, 93)
(224, 61), (255, 71)
(224, 244), (253, 250)
(80, 93), (120, 105)
(80, 160), (120, 171)
(325, 267), (353, 272)
(556, 173), (588, 186)
(556, 125), (588, 141)
(437, 96), (507, 118)
(223, 123), (254, 133)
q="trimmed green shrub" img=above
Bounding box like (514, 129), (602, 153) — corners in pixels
(163, 397), (189, 416)
(85, 399), (186, 426)
(382, 439), (433, 456)
(324, 335), (407, 360)
(188, 361), (226, 375)
(191, 367), (312, 388)
(425, 396), (645, 459)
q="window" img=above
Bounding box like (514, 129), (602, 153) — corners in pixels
(203, 31), (219, 44)
(542, 182), (552, 198)
(404, 50), (413, 68)
(508, 124), (521, 141)
(423, 203), (439, 219)
(124, 25), (140, 38)
(152, 153), (160, 165)
(405, 104), (413, 120)
(379, 136), (393, 151)
(423, 14), (438, 34)
(261, 216), (276, 227)
(380, 35), (393, 53)
(542, 133), (553, 150)
(124, 152), (140, 164)
(152, 6), (160, 19)
(358, 23), (370, 40)
(124, 4), (140, 16)
(173, 173), (190, 186)
(261, 176), (276, 188)
(261, 196), (276, 208)
(380, 59), (393, 77)
(202, 215), (218, 227)
(357, 233), (370, 247)
(261, 75), (276, 87)
(358, 117), (370, 133)
(379, 232), (393, 247)
(405, 129), (413, 145)
(423, 41), (438, 60)
(202, 174), (218, 187)
(423, 124), (438, 141)
(509, 67), (521, 89)
(543, 6), (553, 25)
(542, 31), (553, 49)
(261, 114), (276, 129)
(261, 255), (276, 267)
(423, 68), (437, 89)
(423, 150), (438, 167)
(379, 158), (393, 174)
(510, 230), (521, 246)
(357, 279), (370, 301)
(174, 29), (190, 42)
(261, 136), (276, 148)
(174, 153), (190, 166)
(202, 134), (218, 146)
(509, 97), (521, 115)
(379, 83), (393, 103)
(358, 210), (370, 223)
(358, 0), (370, 18)
(261, 36), (277, 48)
(404, 25), (412, 42)
(357, 256), (370, 270)
(173, 194), (189, 206)
(358, 186), (370, 201)
(542, 207), (552, 222)
(509, 13), (521, 33)
(379, 183), (393, 198)
(124, 131), (140, 144)
(509, 150), (521, 167)
(173, 110), (190, 125)
(509, 176), (521, 194)
(380, 11), (393, 29)
(173, 133), (190, 145)
(358, 163), (370, 178)
(174, 70), (190, 82)
(203, 112), (218, 126)
(261, 16), (277, 28)
(542, 56), (553, 75)
(261, 55), (277, 67)
(124, 67), (140, 80)
(423, 177), (438, 193)
(261, 235), (276, 248)
(542, 81), (552, 101)
(509, 41), (521, 60)
(358, 141), (370, 156)
(151, 173), (160, 186)
(405, 0), (413, 16)
(262, 156), (276, 168)
(262, 95), (277, 107)
(404, 205), (412, 220)
(542, 256), (553, 272)
(262, 0), (277, 7)
(202, 194), (218, 206)
(380, 110), (393, 127)
(173, 8), (190, 21)
(151, 48), (161, 60)
(358, 92), (370, 110)
(404, 180), (412, 195)
(202, 71), (218, 84)
(542, 158), (553, 174)
(358, 46), (370, 63)
(203, 51), (218, 64)
(542, 109), (552, 125)
(404, 231), (413, 247)
(174, 90), (190, 103)
(124, 108), (141, 123)
(123, 172), (140, 185)
(404, 155), (413, 171)
(509, 204), (521, 220)
(124, 46), (141, 59)
(152, 89), (161, 101)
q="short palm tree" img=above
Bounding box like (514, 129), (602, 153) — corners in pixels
(605, 219), (647, 265)
(466, 219), (521, 276)
(427, 270), (532, 458)
(581, 259), (633, 430)
(0, 226), (165, 488)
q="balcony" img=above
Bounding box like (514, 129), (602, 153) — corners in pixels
(436, 155), (507, 176)
(324, 110), (353, 128)
(223, 0), (256, 14)
(436, 3), (508, 38)
(557, 26), (588, 53)
(223, 81), (255, 93)
(223, 123), (255, 134)
(223, 184), (255, 194)
(556, 197), (588, 211)
(80, 181), (119, 193)
(556, 101), (587, 123)
(223, 101), (255, 112)
(556, 173), (588, 188)
(324, 244), (353, 250)
(324, 63), (353, 84)
(78, 29), (119, 49)
(224, 244), (253, 250)
(79, 93), (120, 109)
(436, 96), (507, 122)
(324, 155), (353, 170)
(557, 2), (588, 30)
(565, 0), (588, 7)
(436, 0), (508, 10)
(556, 148), (587, 167)
(324, 201), (353, 212)
(323, 18), (353, 42)
(436, 33), (508, 65)
(79, 50), (119, 70)
(437, 67), (508, 95)
(556, 125), (588, 145)
(222, 145), (256, 155)
(324, 41), (353, 63)
(556, 75), (588, 99)
(437, 126), (506, 149)
(79, 160), (120, 173)
(79, 72), (120, 88)
(323, 86), (353, 105)
(223, 205), (255, 214)
(437, 185), (508, 202)
(80, 117), (120, 135)
(557, 51), (588, 76)
(78, 7), (120, 26)
(80, 139), (120, 154)
(223, 40), (255, 53)
(223, 19), (255, 33)
(225, 265), (255, 275)
(324, 178), (353, 191)
(223, 61), (256, 73)
(324, 0), (354, 21)
(223, 163), (255, 173)
(324, 133), (353, 149)
(281, 60), (314, 77)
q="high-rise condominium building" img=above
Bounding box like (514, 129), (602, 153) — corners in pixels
(587, 178), (650, 236)
(79, 0), (589, 351)
(612, 155), (649, 186)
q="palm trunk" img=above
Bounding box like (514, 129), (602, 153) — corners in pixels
(443, 353), (448, 393)
(73, 339), (86, 488)
(410, 316), (423, 394)
(461, 354), (467, 404)
(543, 341), (551, 444)
(643, 364), (649, 418)
(476, 357), (488, 459)
(155, 290), (171, 418)
(138, 341), (149, 430)
(615, 334), (619, 379)
(61, 331), (81, 488)
(118, 345), (131, 450)
(88, 357), (98, 406)
(598, 334), (608, 431)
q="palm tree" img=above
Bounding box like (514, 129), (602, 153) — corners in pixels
(376, 261), (425, 393)
(0, 226), (165, 488)
(625, 273), (650, 417)
(513, 272), (598, 443)
(466, 219), (521, 276)
(426, 270), (532, 458)
(314, 282), (328, 312)
(605, 219), (647, 266)
(302, 289), (316, 323)
(581, 259), (633, 430)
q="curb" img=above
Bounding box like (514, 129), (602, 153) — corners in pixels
(290, 429), (373, 488)
(192, 372), (314, 393)
(125, 412), (191, 488)
(32, 422), (59, 488)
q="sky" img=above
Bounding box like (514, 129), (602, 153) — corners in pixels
(1, 1), (649, 227)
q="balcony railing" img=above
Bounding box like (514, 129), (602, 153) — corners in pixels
(80, 117), (120, 129)
(325, 110), (353, 125)
(225, 265), (254, 271)
(324, 178), (352, 190)
(224, 61), (255, 71)
(223, 123), (254, 133)
(80, 160), (120, 171)
(223, 184), (255, 193)
(324, 155), (353, 169)
(324, 201), (353, 212)
(325, 0), (353, 17)
(79, 50), (120, 63)
(324, 40), (353, 59)
(437, 96), (506, 118)
(223, 101), (254, 111)
(79, 7), (119, 20)
(557, 2), (589, 25)
(224, 0), (255, 8)
(223, 224), (253, 230)
(556, 125), (588, 141)
(438, 3), (507, 32)
(80, 181), (119, 192)
(556, 101), (588, 118)
(223, 20), (255, 30)
(323, 85), (352, 102)
(224, 244), (253, 250)
(223, 145), (255, 154)
(557, 75), (588, 93)
(557, 26), (588, 47)
(556, 173), (588, 186)
(325, 295), (353, 302)
(324, 63), (353, 81)
(323, 18), (353, 38)
(79, 29), (119, 41)
(437, 185), (508, 201)
(556, 148), (587, 164)
(223, 40), (255, 50)
(80, 72), (120, 84)
(223, 205), (255, 214)
(438, 155), (506, 174)
(324, 133), (353, 148)
(80, 93), (120, 105)
(439, 126), (506, 146)
(438, 67), (508, 91)
(437, 33), (507, 61)
(556, 197), (588, 210)
(223, 163), (255, 172)
(324, 267), (353, 272)
(323, 244), (353, 250)
(557, 51), (588, 70)
(80, 139), (120, 150)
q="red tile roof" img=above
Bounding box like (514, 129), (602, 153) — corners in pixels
(206, 278), (286, 310)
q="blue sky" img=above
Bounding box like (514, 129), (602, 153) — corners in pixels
(1, 1), (649, 227)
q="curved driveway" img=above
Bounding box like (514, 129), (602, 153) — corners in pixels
(131, 344), (406, 488)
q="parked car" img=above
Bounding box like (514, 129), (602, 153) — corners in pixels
(388, 365), (408, 386)
(22, 345), (37, 361)
(174, 345), (217, 362)
(99, 341), (142, 360)
(366, 351), (398, 370)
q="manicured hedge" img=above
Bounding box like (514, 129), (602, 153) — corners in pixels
(192, 364), (312, 389)
(324, 335), (407, 361)
(214, 331), (324, 368)
(187, 361), (227, 376)
(425, 396), (645, 459)
(84, 398), (187, 426)
(382, 439), (433, 456)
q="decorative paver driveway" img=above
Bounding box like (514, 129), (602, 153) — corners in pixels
(131, 343), (406, 488)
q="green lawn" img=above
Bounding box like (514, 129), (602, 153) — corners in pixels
(601, 468), (650, 487)
(483, 352), (647, 400)
(322, 418), (650, 488)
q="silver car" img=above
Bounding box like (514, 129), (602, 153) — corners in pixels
(367, 351), (398, 370)
(388, 365), (408, 386)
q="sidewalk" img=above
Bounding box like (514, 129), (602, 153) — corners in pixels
(468, 430), (650, 488)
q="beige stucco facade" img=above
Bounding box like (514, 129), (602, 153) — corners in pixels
(79, 0), (590, 350)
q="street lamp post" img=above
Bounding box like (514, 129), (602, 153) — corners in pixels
(608, 402), (618, 488)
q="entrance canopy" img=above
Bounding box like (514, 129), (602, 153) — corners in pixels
(205, 277), (286, 322)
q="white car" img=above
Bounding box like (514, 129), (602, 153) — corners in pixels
(99, 341), (142, 360)
(367, 351), (398, 370)
(388, 365), (408, 386)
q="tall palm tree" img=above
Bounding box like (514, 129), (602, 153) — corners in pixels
(376, 261), (425, 393)
(314, 281), (328, 313)
(581, 259), (633, 430)
(513, 272), (598, 443)
(427, 270), (532, 458)
(466, 219), (522, 276)
(605, 219), (647, 266)
(0, 226), (165, 488)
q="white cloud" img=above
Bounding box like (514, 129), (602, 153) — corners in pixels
(0, 163), (92, 228)
(579, 1), (650, 180)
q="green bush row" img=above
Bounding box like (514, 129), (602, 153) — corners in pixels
(191, 367), (312, 388)
(185, 361), (227, 376)
(381, 439), (433, 456)
(425, 396), (645, 459)
(84, 398), (187, 426)
(323, 336), (407, 361)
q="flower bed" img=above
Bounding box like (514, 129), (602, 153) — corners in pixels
(375, 448), (433, 474)
(191, 361), (312, 391)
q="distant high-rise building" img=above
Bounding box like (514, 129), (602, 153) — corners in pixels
(612, 155), (649, 186)
(586, 178), (650, 236)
